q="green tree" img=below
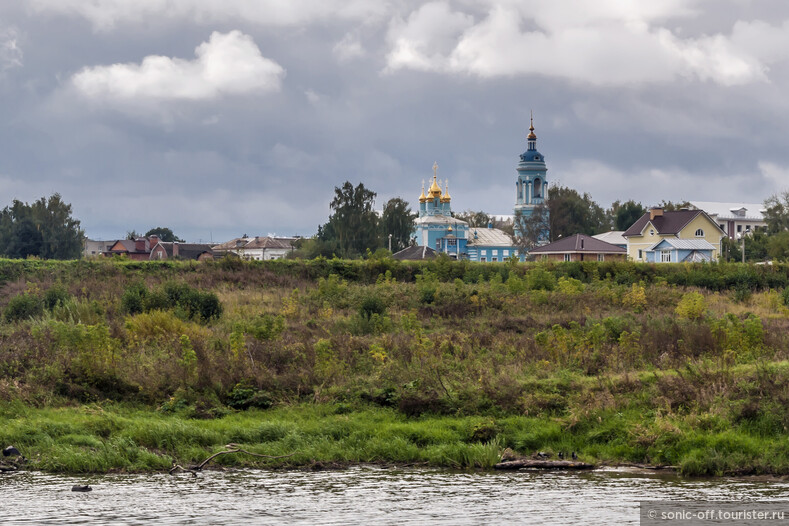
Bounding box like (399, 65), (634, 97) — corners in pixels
(655, 199), (693, 212)
(0, 194), (84, 259)
(144, 227), (184, 242)
(514, 205), (549, 250)
(611, 200), (646, 231)
(547, 185), (608, 240)
(320, 182), (379, 258)
(763, 191), (789, 234)
(767, 231), (789, 261)
(379, 198), (416, 253)
(454, 210), (491, 228)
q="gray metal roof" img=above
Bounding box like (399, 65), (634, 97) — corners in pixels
(648, 238), (715, 251)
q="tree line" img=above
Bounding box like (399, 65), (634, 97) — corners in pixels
(0, 194), (84, 259)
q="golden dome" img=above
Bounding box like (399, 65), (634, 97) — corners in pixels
(440, 180), (451, 203)
(527, 112), (537, 140)
(419, 183), (427, 203)
(428, 176), (442, 199)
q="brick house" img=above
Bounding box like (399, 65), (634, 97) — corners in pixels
(529, 233), (627, 262)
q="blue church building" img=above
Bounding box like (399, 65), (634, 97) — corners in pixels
(412, 120), (549, 261)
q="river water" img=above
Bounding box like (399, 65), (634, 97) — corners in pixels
(1, 466), (788, 525)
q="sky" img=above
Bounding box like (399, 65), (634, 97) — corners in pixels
(1, 0), (789, 242)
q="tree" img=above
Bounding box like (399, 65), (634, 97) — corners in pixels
(767, 231), (789, 261)
(547, 185), (608, 240)
(0, 194), (84, 259)
(655, 199), (693, 212)
(610, 200), (646, 231)
(454, 210), (491, 228)
(514, 204), (549, 250)
(145, 227), (184, 242)
(126, 230), (141, 240)
(320, 182), (379, 258)
(763, 191), (789, 234)
(379, 198), (416, 253)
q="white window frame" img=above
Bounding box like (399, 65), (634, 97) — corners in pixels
(597, 254), (604, 262)
(563, 254), (571, 262)
(661, 250), (671, 263)
(695, 229), (704, 237)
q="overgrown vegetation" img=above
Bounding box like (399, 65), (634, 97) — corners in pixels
(3, 257), (789, 476)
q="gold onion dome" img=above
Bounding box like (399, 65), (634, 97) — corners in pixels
(527, 112), (537, 140)
(428, 176), (442, 199)
(419, 184), (427, 203)
(440, 180), (451, 203)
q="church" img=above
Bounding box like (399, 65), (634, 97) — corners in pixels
(412, 118), (550, 261)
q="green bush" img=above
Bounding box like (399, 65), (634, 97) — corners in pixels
(227, 383), (273, 410)
(359, 293), (386, 320)
(121, 282), (147, 315)
(676, 292), (706, 320)
(4, 292), (44, 322)
(43, 286), (71, 310)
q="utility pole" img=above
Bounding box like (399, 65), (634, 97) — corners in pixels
(741, 234), (745, 263)
(388, 233), (392, 252)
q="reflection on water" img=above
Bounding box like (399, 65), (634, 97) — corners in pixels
(1, 466), (788, 525)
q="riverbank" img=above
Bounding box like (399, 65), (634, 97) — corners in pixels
(3, 258), (789, 477)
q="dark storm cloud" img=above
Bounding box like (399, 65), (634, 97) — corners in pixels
(1, 1), (789, 242)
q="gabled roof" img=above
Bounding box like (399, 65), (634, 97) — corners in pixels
(623, 209), (721, 237)
(647, 238), (715, 251)
(592, 231), (627, 246)
(392, 245), (437, 260)
(467, 227), (513, 247)
(690, 201), (765, 221)
(153, 242), (214, 260)
(212, 236), (296, 251)
(529, 234), (626, 254)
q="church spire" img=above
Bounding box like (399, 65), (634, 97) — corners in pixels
(527, 111), (537, 150)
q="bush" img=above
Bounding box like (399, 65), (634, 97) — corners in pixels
(226, 383), (273, 410)
(4, 292), (44, 322)
(526, 267), (556, 291)
(676, 292), (706, 320)
(121, 282), (147, 315)
(359, 293), (386, 320)
(43, 286), (71, 310)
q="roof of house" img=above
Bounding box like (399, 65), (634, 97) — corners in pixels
(107, 239), (140, 253)
(648, 238), (715, 251)
(213, 236), (296, 251)
(466, 227), (513, 247)
(623, 209), (709, 237)
(690, 201), (766, 221)
(392, 245), (437, 260)
(530, 234), (626, 254)
(592, 230), (627, 246)
(154, 242), (214, 260)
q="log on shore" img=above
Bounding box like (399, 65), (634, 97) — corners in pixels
(494, 459), (595, 470)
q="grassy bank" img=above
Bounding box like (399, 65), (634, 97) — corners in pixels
(2, 257), (789, 476)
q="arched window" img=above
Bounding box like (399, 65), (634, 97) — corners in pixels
(695, 229), (704, 237)
(533, 179), (542, 198)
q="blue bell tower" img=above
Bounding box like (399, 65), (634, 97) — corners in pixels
(513, 114), (549, 241)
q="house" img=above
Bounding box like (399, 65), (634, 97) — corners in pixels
(690, 201), (767, 239)
(592, 231), (627, 249)
(392, 245), (437, 260)
(645, 238), (715, 263)
(466, 226), (519, 262)
(529, 234), (626, 262)
(212, 236), (297, 260)
(149, 242), (214, 261)
(105, 237), (156, 260)
(623, 208), (726, 262)
(83, 239), (115, 258)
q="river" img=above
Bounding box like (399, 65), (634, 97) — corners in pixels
(1, 466), (788, 525)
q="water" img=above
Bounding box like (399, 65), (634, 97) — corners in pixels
(1, 466), (788, 525)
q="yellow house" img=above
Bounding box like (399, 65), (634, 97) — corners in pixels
(623, 208), (726, 262)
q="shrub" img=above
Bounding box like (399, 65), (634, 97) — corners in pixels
(246, 314), (285, 341)
(359, 293), (386, 320)
(121, 282), (147, 315)
(4, 292), (44, 322)
(43, 286), (71, 310)
(557, 276), (584, 295)
(781, 286), (789, 307)
(676, 292), (706, 320)
(622, 283), (647, 313)
(526, 267), (556, 291)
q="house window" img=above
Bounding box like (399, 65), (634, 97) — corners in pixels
(737, 225), (742, 233)
(661, 250), (671, 262)
(541, 255), (547, 261)
(480, 257), (486, 262)
(638, 249), (643, 259)
(503, 250), (509, 257)
(492, 257), (498, 262)
(649, 230), (655, 236)
(563, 254), (571, 262)
(695, 229), (704, 237)
(480, 249), (487, 255)
(597, 254), (604, 262)
(745, 225), (751, 232)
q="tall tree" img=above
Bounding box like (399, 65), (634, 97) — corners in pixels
(655, 199), (693, 212)
(0, 194), (84, 259)
(610, 200), (646, 231)
(514, 205), (550, 250)
(320, 182), (379, 258)
(379, 198), (416, 252)
(763, 191), (789, 234)
(145, 227), (184, 242)
(454, 210), (491, 228)
(547, 185), (608, 240)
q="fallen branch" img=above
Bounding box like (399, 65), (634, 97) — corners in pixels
(494, 459), (595, 470)
(169, 444), (297, 475)
(0, 464), (18, 472)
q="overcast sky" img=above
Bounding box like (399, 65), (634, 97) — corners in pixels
(1, 1), (788, 242)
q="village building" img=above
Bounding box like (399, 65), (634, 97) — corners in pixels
(106, 235), (213, 261)
(529, 234), (626, 262)
(690, 201), (767, 239)
(623, 208), (726, 262)
(211, 236), (297, 260)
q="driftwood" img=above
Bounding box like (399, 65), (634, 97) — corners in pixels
(169, 443), (297, 476)
(0, 463), (18, 472)
(494, 459), (595, 470)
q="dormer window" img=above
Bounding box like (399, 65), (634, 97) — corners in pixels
(695, 229), (704, 237)
(649, 230), (655, 236)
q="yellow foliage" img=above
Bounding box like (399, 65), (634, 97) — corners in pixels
(622, 283), (647, 313)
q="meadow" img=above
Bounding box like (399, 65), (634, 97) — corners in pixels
(2, 257), (789, 476)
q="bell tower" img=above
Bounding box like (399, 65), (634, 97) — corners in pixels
(513, 113), (549, 241)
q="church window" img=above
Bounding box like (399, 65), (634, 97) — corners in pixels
(695, 229), (704, 237)
(533, 179), (542, 198)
